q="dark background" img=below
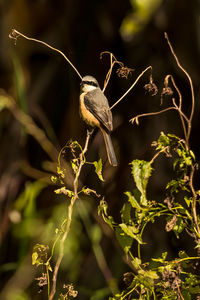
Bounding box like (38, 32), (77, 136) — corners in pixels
(0, 0), (200, 299)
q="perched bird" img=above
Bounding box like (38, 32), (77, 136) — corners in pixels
(79, 75), (117, 166)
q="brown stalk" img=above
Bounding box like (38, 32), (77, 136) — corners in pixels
(48, 131), (91, 300)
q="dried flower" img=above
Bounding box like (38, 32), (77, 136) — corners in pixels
(35, 273), (48, 287)
(144, 75), (158, 96)
(35, 273), (48, 293)
(162, 87), (173, 97)
(116, 65), (134, 79)
(62, 283), (78, 298)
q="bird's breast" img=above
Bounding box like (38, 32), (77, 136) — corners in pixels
(79, 93), (100, 128)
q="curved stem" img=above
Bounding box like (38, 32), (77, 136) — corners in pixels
(164, 32), (195, 145)
(130, 106), (177, 124)
(48, 132), (91, 300)
(9, 29), (82, 80)
(110, 66), (152, 110)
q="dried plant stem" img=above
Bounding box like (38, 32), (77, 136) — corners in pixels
(130, 106), (177, 125)
(150, 146), (169, 165)
(166, 75), (188, 143)
(164, 32), (195, 145)
(48, 131), (91, 300)
(165, 33), (200, 239)
(9, 29), (82, 80)
(101, 52), (119, 92)
(110, 66), (152, 110)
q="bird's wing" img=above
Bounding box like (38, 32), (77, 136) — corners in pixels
(84, 89), (113, 132)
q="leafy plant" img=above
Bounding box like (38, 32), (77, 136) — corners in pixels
(1, 29), (199, 300)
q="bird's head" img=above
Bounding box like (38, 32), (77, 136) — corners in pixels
(80, 75), (100, 92)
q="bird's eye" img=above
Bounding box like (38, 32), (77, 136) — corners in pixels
(81, 80), (98, 87)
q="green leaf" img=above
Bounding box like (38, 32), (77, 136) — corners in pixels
(71, 159), (79, 173)
(57, 166), (65, 178)
(184, 196), (192, 207)
(162, 251), (168, 260)
(156, 131), (171, 149)
(130, 160), (152, 206)
(51, 175), (58, 183)
(32, 244), (49, 266)
(115, 227), (133, 254)
(54, 187), (74, 197)
(119, 223), (144, 244)
(32, 252), (38, 266)
(98, 200), (115, 229)
(139, 269), (159, 280)
(172, 217), (185, 238)
(152, 251), (168, 263)
(131, 257), (141, 270)
(125, 191), (142, 210)
(93, 159), (104, 181)
(190, 150), (195, 160)
(134, 271), (156, 290)
(120, 202), (132, 223)
(47, 263), (52, 272)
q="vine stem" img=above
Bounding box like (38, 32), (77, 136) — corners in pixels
(48, 131), (91, 300)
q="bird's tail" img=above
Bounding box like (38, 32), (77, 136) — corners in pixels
(101, 129), (118, 167)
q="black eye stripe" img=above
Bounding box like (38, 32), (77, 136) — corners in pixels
(82, 80), (98, 87)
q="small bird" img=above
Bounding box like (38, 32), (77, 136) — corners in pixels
(79, 75), (117, 166)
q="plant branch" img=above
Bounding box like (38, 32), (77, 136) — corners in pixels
(164, 32), (195, 145)
(101, 52), (119, 92)
(165, 75), (188, 143)
(110, 66), (152, 110)
(48, 131), (91, 300)
(130, 106), (177, 125)
(9, 29), (82, 80)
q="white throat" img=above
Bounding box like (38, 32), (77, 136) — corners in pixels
(82, 84), (98, 93)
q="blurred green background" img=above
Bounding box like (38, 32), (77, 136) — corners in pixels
(1, 0), (200, 299)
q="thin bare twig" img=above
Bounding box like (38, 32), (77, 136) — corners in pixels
(164, 32), (195, 145)
(101, 52), (118, 92)
(165, 33), (199, 240)
(166, 75), (188, 142)
(9, 29), (82, 80)
(110, 66), (152, 110)
(150, 146), (169, 165)
(48, 131), (91, 300)
(101, 51), (130, 93)
(130, 106), (178, 125)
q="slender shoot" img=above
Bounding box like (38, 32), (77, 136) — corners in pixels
(9, 29), (82, 80)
